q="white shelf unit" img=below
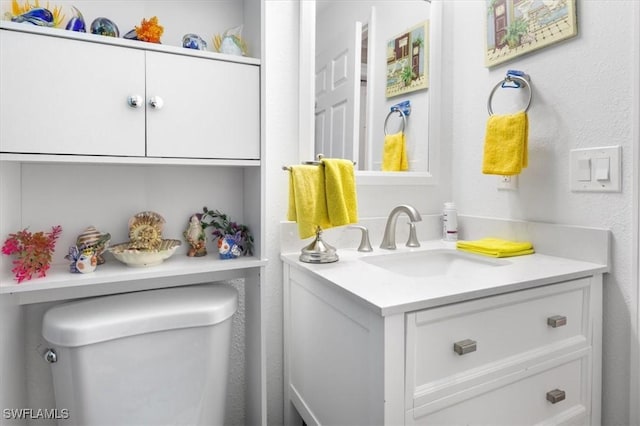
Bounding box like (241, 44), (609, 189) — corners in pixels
(0, 4), (266, 423)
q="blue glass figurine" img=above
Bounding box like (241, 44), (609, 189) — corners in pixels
(182, 34), (207, 50)
(11, 8), (54, 26)
(65, 6), (86, 32)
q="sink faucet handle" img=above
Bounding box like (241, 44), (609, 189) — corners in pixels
(406, 222), (421, 248)
(348, 225), (373, 252)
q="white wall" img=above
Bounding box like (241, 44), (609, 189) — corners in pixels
(262, 2), (301, 425)
(443, 1), (636, 424)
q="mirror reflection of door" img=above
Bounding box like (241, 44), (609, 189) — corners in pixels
(315, 21), (363, 162)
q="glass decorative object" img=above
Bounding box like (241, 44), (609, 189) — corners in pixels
(90, 17), (119, 37)
(65, 6), (86, 32)
(11, 7), (54, 26)
(182, 34), (207, 50)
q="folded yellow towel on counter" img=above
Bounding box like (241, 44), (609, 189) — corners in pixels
(382, 131), (409, 172)
(482, 111), (529, 176)
(287, 165), (332, 239)
(321, 158), (358, 227)
(456, 237), (534, 258)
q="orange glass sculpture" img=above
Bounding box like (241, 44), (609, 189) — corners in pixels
(135, 16), (163, 43)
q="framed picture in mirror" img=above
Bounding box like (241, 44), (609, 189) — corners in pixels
(385, 20), (429, 98)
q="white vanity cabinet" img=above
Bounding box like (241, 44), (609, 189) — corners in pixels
(283, 264), (603, 426)
(0, 25), (259, 160)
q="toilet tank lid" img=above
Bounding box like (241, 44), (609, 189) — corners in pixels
(42, 284), (238, 347)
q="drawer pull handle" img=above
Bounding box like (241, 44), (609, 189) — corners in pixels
(453, 339), (477, 355)
(547, 315), (567, 328)
(546, 389), (566, 404)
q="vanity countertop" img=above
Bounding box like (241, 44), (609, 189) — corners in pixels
(281, 239), (609, 316)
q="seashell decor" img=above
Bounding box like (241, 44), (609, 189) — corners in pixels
(76, 226), (111, 265)
(108, 211), (180, 267)
(128, 211), (165, 250)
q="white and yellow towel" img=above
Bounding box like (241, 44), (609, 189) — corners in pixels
(482, 111), (529, 175)
(456, 237), (534, 258)
(287, 158), (358, 239)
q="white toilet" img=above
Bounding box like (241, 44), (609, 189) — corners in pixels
(42, 284), (238, 426)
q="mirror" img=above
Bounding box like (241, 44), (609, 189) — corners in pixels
(300, 0), (442, 184)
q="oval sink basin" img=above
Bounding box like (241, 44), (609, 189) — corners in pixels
(360, 249), (510, 277)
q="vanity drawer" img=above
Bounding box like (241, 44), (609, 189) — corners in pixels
(406, 278), (591, 402)
(408, 354), (590, 425)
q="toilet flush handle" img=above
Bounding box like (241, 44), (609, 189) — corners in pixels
(44, 348), (57, 363)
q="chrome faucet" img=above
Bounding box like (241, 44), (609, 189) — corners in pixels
(380, 204), (422, 250)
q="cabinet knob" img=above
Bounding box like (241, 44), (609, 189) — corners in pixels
(149, 96), (164, 110)
(127, 95), (143, 108)
(453, 339), (477, 355)
(546, 389), (566, 404)
(547, 315), (567, 328)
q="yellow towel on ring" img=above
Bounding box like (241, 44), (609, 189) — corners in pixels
(382, 131), (409, 171)
(482, 111), (529, 176)
(456, 238), (534, 258)
(321, 158), (358, 227)
(287, 165), (331, 239)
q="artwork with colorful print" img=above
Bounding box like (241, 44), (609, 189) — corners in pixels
(386, 21), (429, 98)
(485, 0), (577, 67)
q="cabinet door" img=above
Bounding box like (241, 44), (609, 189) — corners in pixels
(145, 52), (260, 159)
(0, 30), (146, 156)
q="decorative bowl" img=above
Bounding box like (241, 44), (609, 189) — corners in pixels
(109, 239), (181, 267)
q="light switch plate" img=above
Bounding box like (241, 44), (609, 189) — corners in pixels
(570, 146), (621, 192)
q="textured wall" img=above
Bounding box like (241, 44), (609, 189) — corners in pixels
(443, 1), (636, 424)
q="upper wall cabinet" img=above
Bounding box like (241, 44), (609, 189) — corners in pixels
(0, 25), (260, 160)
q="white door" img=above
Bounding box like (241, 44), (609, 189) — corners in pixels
(314, 22), (362, 162)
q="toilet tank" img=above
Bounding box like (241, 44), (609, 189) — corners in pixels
(42, 284), (237, 426)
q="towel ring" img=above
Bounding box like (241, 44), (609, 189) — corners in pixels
(384, 108), (406, 135)
(487, 75), (532, 115)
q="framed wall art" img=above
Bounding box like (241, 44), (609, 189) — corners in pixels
(485, 0), (577, 67)
(385, 20), (429, 98)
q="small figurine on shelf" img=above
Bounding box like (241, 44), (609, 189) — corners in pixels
(217, 234), (241, 260)
(65, 245), (97, 274)
(200, 207), (253, 258)
(65, 6), (86, 32)
(212, 25), (248, 56)
(183, 214), (207, 257)
(5, 0), (65, 27)
(90, 17), (119, 37)
(2, 225), (62, 283)
(182, 33), (207, 50)
(124, 16), (163, 43)
(75, 226), (110, 265)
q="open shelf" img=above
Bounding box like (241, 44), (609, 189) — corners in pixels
(1, 255), (267, 305)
